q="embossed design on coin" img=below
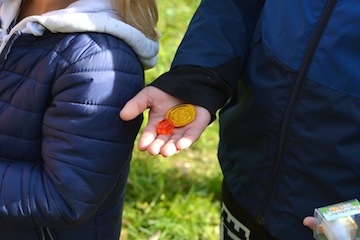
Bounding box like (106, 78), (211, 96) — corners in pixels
(165, 104), (196, 127)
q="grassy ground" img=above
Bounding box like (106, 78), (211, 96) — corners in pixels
(120, 1), (223, 239)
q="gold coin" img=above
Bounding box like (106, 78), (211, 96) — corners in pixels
(165, 104), (196, 127)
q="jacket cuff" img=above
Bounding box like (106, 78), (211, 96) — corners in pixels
(149, 65), (232, 122)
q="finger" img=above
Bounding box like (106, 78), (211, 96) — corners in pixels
(159, 131), (184, 157)
(142, 125), (190, 157)
(176, 132), (198, 150)
(137, 123), (158, 151)
(176, 107), (211, 150)
(120, 90), (149, 121)
(160, 140), (179, 157)
(137, 109), (165, 151)
(138, 131), (157, 152)
(303, 216), (317, 230)
(146, 133), (172, 155)
(159, 123), (208, 157)
(175, 123), (207, 150)
(144, 122), (204, 157)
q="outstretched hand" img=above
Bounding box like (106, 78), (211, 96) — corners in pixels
(120, 86), (211, 157)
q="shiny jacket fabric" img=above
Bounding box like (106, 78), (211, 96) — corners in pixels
(152, 0), (360, 239)
(0, 31), (143, 239)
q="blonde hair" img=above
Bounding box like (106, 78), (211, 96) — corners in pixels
(112, 0), (159, 40)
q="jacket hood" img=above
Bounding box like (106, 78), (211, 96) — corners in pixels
(0, 0), (159, 69)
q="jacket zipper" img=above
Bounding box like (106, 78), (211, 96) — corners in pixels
(257, 0), (337, 225)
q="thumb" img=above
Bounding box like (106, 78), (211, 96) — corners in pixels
(120, 89), (149, 121)
(303, 216), (317, 230)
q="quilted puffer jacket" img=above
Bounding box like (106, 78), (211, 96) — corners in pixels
(0, 6), (159, 240)
(151, 0), (360, 239)
(0, 24), (143, 240)
(0, 0), (159, 239)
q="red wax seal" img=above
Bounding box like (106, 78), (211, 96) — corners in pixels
(156, 118), (175, 135)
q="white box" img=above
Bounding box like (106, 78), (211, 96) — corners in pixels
(314, 199), (360, 240)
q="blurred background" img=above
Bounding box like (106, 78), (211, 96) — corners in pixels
(120, 1), (222, 239)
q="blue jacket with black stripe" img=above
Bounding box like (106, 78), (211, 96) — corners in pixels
(152, 0), (360, 239)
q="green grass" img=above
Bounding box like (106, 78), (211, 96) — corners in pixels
(120, 1), (223, 239)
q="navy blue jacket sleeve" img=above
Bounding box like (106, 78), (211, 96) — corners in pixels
(0, 36), (143, 227)
(151, 0), (263, 118)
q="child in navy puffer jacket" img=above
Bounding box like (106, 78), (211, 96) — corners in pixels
(0, 0), (158, 239)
